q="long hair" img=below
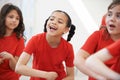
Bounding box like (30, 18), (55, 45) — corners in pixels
(0, 3), (25, 39)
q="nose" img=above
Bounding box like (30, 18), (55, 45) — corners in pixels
(109, 15), (116, 22)
(12, 18), (17, 22)
(12, 19), (15, 22)
(51, 19), (57, 24)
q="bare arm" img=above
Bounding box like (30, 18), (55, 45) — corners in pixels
(15, 52), (58, 80)
(62, 67), (74, 80)
(85, 48), (120, 79)
(74, 49), (105, 79)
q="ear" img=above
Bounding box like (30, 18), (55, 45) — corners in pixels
(64, 27), (69, 34)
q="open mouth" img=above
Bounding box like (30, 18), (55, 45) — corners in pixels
(108, 24), (116, 30)
(49, 26), (57, 31)
(109, 24), (115, 28)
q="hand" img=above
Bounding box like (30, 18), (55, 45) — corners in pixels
(46, 71), (58, 80)
(0, 58), (4, 64)
(0, 51), (13, 60)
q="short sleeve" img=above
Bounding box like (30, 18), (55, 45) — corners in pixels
(81, 31), (100, 54)
(107, 40), (120, 57)
(15, 38), (25, 56)
(65, 44), (74, 67)
(24, 36), (37, 55)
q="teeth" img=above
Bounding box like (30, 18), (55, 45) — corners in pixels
(110, 25), (115, 27)
(50, 26), (56, 30)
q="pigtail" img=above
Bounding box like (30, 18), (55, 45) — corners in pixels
(67, 24), (76, 42)
(44, 19), (48, 32)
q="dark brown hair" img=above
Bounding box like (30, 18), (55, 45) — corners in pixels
(0, 3), (25, 39)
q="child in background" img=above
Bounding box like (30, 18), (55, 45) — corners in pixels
(74, 0), (120, 80)
(0, 3), (25, 80)
(99, 0), (116, 30)
(15, 10), (75, 80)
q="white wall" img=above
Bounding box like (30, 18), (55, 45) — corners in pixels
(0, 0), (22, 8)
(83, 0), (112, 26)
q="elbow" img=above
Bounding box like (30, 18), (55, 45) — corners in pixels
(74, 58), (85, 70)
(85, 58), (90, 67)
(74, 55), (85, 67)
(74, 58), (79, 67)
(74, 53), (81, 67)
(85, 56), (94, 68)
(15, 64), (21, 74)
(74, 50), (89, 67)
(74, 54), (79, 67)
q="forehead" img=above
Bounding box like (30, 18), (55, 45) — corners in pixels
(7, 10), (19, 16)
(109, 5), (120, 12)
(50, 12), (68, 21)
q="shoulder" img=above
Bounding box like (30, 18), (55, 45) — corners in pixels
(27, 33), (46, 45)
(61, 38), (73, 49)
(92, 30), (104, 35)
(107, 40), (120, 56)
(108, 40), (120, 49)
(32, 32), (45, 38)
(89, 30), (105, 39)
(19, 37), (25, 42)
(87, 30), (101, 39)
(31, 33), (45, 40)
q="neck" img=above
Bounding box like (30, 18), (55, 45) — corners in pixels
(46, 34), (61, 48)
(5, 30), (13, 36)
(111, 34), (120, 41)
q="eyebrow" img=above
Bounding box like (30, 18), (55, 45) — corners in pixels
(50, 16), (64, 21)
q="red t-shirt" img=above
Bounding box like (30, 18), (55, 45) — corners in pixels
(24, 32), (74, 80)
(81, 30), (118, 80)
(107, 39), (120, 73)
(0, 33), (25, 80)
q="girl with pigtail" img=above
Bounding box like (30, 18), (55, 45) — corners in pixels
(15, 10), (76, 80)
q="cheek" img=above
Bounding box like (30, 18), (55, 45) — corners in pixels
(46, 24), (49, 29)
(117, 26), (120, 31)
(116, 29), (120, 34)
(105, 18), (109, 26)
(115, 23), (120, 33)
(117, 21), (120, 26)
(45, 24), (50, 31)
(116, 21), (120, 28)
(5, 19), (9, 26)
(5, 17), (11, 24)
(17, 20), (20, 25)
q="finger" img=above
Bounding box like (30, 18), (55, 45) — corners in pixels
(0, 53), (6, 57)
(0, 60), (4, 64)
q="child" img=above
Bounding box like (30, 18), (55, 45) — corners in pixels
(85, 39), (120, 80)
(15, 10), (76, 80)
(0, 3), (25, 80)
(99, 0), (116, 30)
(74, 0), (120, 80)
